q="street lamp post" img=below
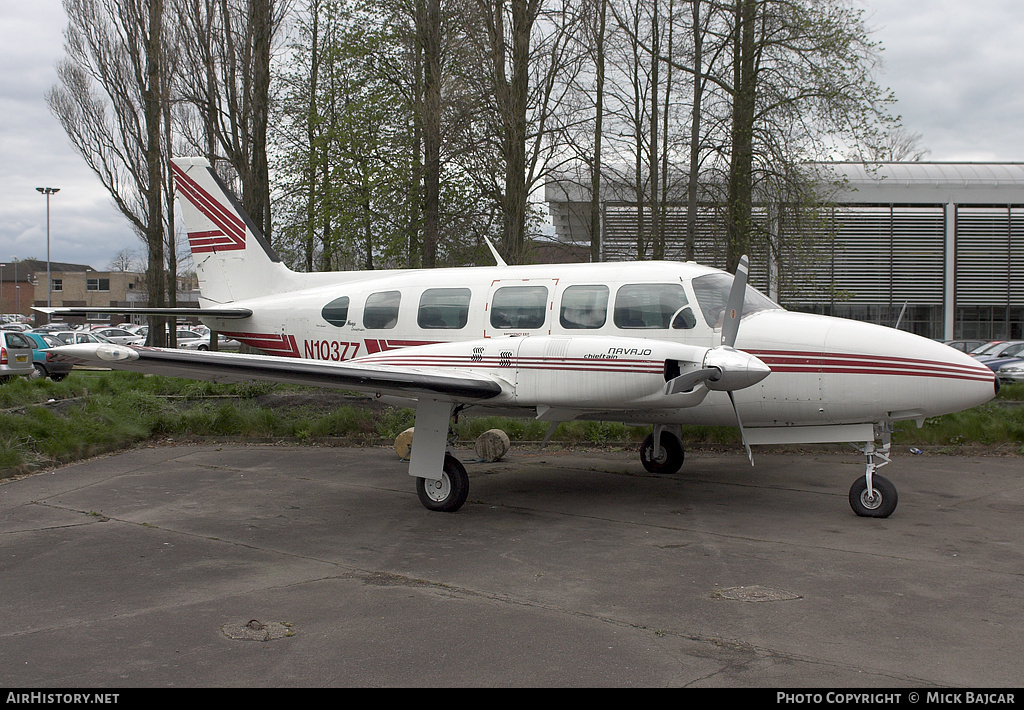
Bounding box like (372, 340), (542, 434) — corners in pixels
(11, 257), (17, 319)
(36, 187), (60, 309)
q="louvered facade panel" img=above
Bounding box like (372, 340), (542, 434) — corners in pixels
(831, 206), (893, 303)
(890, 207), (945, 305)
(601, 203), (773, 292)
(956, 207), (1011, 306)
(1011, 208), (1024, 306)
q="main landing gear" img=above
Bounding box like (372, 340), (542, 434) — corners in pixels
(408, 399), (471, 513)
(849, 423), (898, 518)
(639, 425), (685, 474)
(416, 453), (469, 512)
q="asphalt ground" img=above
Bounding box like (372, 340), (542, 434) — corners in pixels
(1, 443), (1022, 688)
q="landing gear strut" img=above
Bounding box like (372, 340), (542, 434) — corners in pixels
(849, 423), (898, 518)
(639, 426), (684, 474)
(409, 399), (470, 513)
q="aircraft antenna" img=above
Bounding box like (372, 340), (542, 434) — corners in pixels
(482, 235), (508, 268)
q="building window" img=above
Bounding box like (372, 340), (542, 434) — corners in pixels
(86, 278), (110, 292)
(51, 279), (62, 292)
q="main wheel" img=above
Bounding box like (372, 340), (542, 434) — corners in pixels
(849, 474), (898, 518)
(416, 454), (469, 512)
(639, 432), (684, 474)
(29, 364), (47, 380)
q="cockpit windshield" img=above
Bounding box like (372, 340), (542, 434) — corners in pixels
(691, 273), (781, 328)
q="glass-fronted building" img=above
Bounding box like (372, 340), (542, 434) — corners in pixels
(545, 162), (1024, 340)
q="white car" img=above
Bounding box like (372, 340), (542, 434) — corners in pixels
(178, 333), (241, 352)
(51, 331), (115, 346)
(91, 327), (145, 345)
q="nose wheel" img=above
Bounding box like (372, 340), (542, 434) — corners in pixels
(849, 474), (898, 518)
(850, 424), (898, 518)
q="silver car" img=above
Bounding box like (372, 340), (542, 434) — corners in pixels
(91, 327), (145, 345)
(1, 330), (35, 382)
(996, 360), (1024, 385)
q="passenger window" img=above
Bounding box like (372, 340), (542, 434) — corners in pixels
(490, 286), (548, 329)
(418, 288), (471, 329)
(321, 296), (350, 327)
(363, 291), (401, 330)
(559, 285), (608, 329)
(613, 284), (690, 329)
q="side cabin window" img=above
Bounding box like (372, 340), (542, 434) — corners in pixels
(363, 291), (401, 330)
(321, 296), (350, 327)
(418, 288), (471, 329)
(490, 285), (548, 330)
(559, 285), (608, 329)
(613, 283), (696, 329)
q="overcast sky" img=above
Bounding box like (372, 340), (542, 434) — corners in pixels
(1, 0), (1022, 275)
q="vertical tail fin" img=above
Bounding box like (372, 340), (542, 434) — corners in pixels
(171, 157), (295, 304)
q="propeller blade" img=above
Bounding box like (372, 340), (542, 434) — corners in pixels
(728, 390), (754, 466)
(721, 254), (749, 347)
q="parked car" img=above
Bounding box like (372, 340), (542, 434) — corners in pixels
(91, 327), (145, 345)
(0, 330), (35, 382)
(971, 341), (1015, 357)
(970, 340), (1024, 371)
(32, 323), (77, 333)
(23, 332), (74, 381)
(131, 326), (204, 345)
(943, 339), (991, 353)
(50, 331), (115, 346)
(178, 333), (241, 352)
(996, 360), (1024, 385)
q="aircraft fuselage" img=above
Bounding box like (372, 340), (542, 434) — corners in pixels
(194, 259), (995, 429)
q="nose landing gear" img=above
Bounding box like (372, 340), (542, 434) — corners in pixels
(850, 423), (898, 518)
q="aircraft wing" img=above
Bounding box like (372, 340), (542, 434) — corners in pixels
(51, 344), (505, 402)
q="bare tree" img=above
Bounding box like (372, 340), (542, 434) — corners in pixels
(848, 126), (930, 162)
(466, 0), (585, 264)
(48, 0), (171, 345)
(175, 0), (289, 241)
(108, 248), (141, 272)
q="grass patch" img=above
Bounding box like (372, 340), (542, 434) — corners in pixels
(1, 369), (1021, 478)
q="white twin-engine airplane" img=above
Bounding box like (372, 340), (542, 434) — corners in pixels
(48, 157), (998, 518)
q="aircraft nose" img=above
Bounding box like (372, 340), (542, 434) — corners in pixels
(704, 346), (772, 391)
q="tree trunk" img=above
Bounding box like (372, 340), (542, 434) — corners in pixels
(726, 0), (756, 271)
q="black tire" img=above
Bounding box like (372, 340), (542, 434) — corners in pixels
(416, 454), (469, 512)
(639, 431), (685, 474)
(29, 364), (47, 380)
(849, 474), (898, 518)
